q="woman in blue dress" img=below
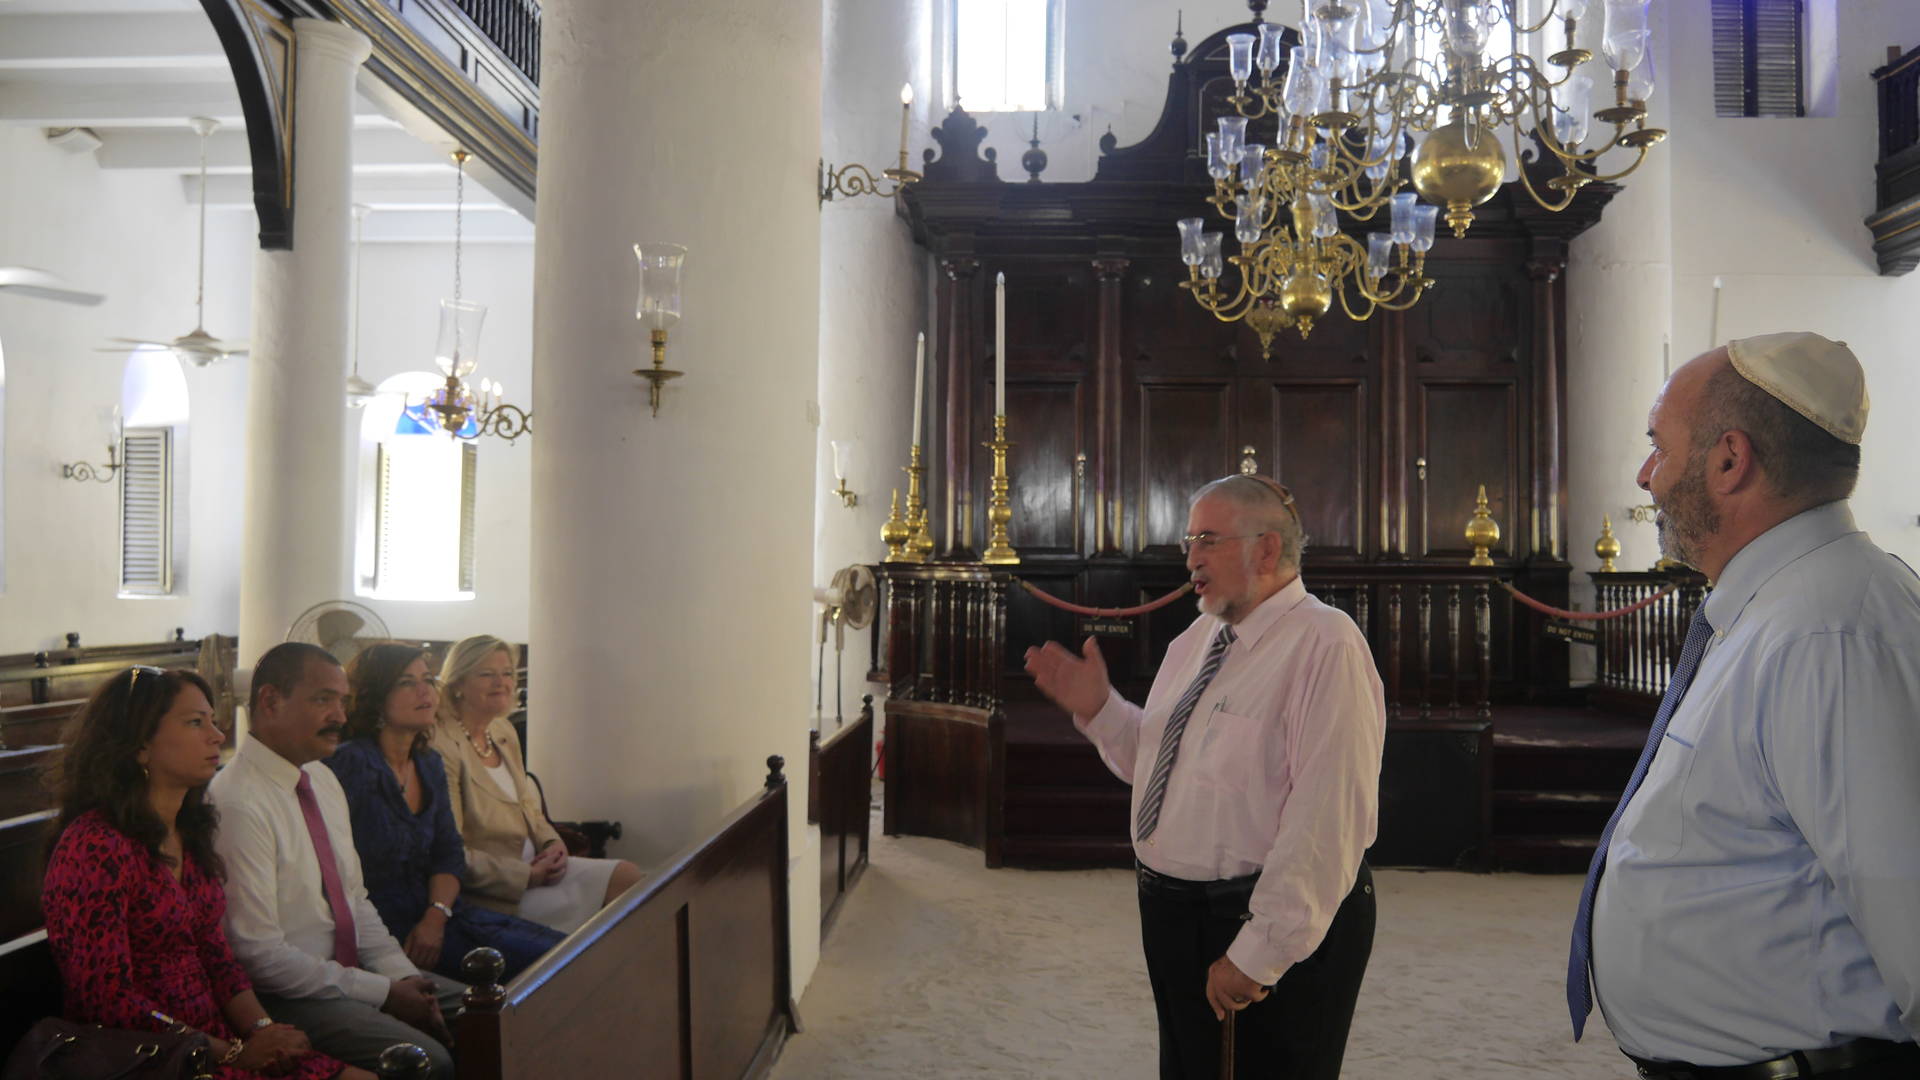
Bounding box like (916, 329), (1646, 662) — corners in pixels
(325, 642), (563, 982)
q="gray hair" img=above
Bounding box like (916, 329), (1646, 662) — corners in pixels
(1697, 364), (1859, 506)
(1190, 475), (1308, 571)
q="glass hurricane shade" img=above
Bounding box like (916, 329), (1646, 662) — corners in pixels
(1238, 144), (1266, 186)
(1626, 49), (1657, 102)
(1411, 203), (1439, 251)
(1283, 47), (1321, 116)
(1178, 217), (1206, 265)
(1367, 232), (1393, 278)
(1390, 192), (1417, 244)
(1256, 23), (1285, 73)
(1198, 233), (1224, 279)
(1552, 74), (1594, 146)
(633, 242), (687, 331)
(434, 299), (485, 378)
(1228, 33), (1255, 83)
(1602, 0), (1651, 70)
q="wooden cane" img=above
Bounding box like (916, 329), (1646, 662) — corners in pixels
(1220, 1009), (1235, 1080)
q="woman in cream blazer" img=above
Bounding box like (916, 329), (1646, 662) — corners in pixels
(429, 635), (642, 934)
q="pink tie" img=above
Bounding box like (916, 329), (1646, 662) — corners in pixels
(293, 771), (360, 969)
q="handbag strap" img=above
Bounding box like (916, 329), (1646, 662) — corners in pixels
(37, 1027), (210, 1080)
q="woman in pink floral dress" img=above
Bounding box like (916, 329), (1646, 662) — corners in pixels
(41, 666), (374, 1080)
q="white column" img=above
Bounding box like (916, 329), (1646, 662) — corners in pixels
(529, 0), (822, 975)
(236, 19), (369, 678)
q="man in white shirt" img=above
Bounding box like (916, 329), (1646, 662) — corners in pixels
(211, 642), (467, 1080)
(1568, 332), (1920, 1077)
(1025, 474), (1385, 1079)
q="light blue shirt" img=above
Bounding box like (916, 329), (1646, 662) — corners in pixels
(1592, 502), (1920, 1064)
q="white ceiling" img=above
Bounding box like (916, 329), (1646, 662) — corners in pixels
(0, 0), (531, 240)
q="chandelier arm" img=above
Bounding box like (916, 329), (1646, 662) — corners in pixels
(1509, 130), (1585, 213)
(1580, 142), (1655, 182)
(1512, 0), (1565, 36)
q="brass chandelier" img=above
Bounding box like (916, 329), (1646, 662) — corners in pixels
(1181, 0), (1665, 352)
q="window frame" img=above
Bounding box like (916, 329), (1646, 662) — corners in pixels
(948, 0), (1064, 113)
(1712, 0), (1806, 118)
(118, 427), (174, 597)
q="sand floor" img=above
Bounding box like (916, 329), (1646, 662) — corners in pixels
(773, 815), (1628, 1079)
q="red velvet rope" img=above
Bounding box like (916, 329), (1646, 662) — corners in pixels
(1016, 579), (1195, 618)
(1501, 581), (1678, 621)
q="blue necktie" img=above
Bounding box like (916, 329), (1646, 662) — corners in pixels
(1136, 625), (1236, 842)
(1567, 605), (1715, 1039)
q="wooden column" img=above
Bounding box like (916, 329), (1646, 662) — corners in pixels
(941, 257), (981, 560)
(1091, 256), (1129, 555)
(1527, 246), (1567, 561)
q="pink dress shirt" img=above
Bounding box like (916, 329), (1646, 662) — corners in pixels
(1076, 576), (1385, 985)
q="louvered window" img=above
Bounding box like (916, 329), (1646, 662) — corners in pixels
(1712, 0), (1804, 117)
(373, 440), (477, 599)
(119, 428), (172, 595)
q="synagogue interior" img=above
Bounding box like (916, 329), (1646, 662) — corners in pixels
(1, 0), (1918, 1077)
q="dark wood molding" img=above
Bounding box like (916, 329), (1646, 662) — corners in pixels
(200, 0), (297, 249)
(1870, 44), (1920, 274)
(199, 0), (538, 250)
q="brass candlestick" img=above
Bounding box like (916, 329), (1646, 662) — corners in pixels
(1465, 484), (1500, 567)
(900, 444), (934, 563)
(633, 328), (683, 417)
(881, 489), (912, 562)
(982, 414), (1019, 565)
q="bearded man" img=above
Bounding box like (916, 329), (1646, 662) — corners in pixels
(1024, 474), (1385, 1079)
(1567, 332), (1920, 1078)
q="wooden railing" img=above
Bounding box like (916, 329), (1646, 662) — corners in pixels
(810, 699), (874, 937)
(1868, 43), (1920, 274)
(0, 630), (218, 710)
(448, 0), (542, 83)
(1589, 569), (1710, 718)
(456, 757), (794, 1080)
(875, 564), (1011, 709)
(1305, 570), (1501, 723)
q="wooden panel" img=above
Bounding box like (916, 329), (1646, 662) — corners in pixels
(0, 747), (56, 820)
(1416, 381), (1518, 559)
(1005, 381), (1083, 554)
(0, 933), (59, 1065)
(1123, 268), (1239, 375)
(1, 703), (73, 749)
(0, 812), (52, 941)
(1134, 382), (1235, 552)
(1000, 263), (1092, 373)
(458, 778), (789, 1080)
(1265, 380), (1368, 557)
(817, 710), (873, 935)
(883, 704), (990, 849)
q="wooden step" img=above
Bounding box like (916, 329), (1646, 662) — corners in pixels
(1002, 785), (1130, 840)
(998, 834), (1134, 869)
(1484, 834), (1597, 874)
(1492, 789), (1615, 837)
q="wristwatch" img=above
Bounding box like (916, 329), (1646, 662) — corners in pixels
(249, 1016), (275, 1032)
(431, 901), (455, 920)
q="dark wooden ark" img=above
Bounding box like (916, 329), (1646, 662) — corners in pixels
(880, 15), (1627, 870)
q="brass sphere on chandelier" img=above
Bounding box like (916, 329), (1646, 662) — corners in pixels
(1412, 120), (1508, 239)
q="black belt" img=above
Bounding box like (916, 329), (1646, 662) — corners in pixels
(1134, 860), (1259, 899)
(1626, 1038), (1920, 1079)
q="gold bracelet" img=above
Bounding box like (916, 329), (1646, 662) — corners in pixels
(219, 1037), (246, 1066)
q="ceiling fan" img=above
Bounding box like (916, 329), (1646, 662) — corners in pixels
(0, 267), (104, 305)
(102, 116), (248, 366)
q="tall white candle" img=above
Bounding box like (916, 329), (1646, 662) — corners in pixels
(995, 271), (1006, 416)
(911, 331), (925, 446)
(899, 83), (914, 163)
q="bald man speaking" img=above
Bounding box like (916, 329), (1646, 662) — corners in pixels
(1568, 333), (1920, 1078)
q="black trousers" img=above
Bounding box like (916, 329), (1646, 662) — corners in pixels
(1138, 861), (1375, 1080)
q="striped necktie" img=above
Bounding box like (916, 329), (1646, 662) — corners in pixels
(1136, 624), (1237, 842)
(1566, 605), (1715, 1038)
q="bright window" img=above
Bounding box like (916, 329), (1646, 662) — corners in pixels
(356, 372), (477, 601)
(953, 0), (1060, 112)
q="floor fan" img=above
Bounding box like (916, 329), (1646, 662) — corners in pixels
(285, 599), (393, 667)
(813, 564), (878, 727)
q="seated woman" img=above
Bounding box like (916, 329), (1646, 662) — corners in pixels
(42, 666), (370, 1080)
(430, 635), (642, 934)
(325, 643), (563, 982)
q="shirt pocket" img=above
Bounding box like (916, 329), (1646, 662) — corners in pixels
(1194, 708), (1270, 794)
(1627, 727), (1698, 860)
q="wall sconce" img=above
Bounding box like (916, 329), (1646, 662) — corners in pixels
(633, 243), (686, 417)
(63, 443), (121, 483)
(818, 82), (923, 205)
(831, 440), (858, 508)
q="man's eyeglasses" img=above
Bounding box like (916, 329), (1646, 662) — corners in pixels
(1179, 532), (1269, 556)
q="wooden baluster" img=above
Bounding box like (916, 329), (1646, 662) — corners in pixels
(457, 947), (506, 1080)
(970, 579), (987, 707)
(1354, 585), (1370, 648)
(1416, 584), (1433, 720)
(925, 580), (944, 702)
(1446, 583), (1462, 715)
(991, 577), (1008, 711)
(1385, 585), (1403, 720)
(1475, 582), (1493, 720)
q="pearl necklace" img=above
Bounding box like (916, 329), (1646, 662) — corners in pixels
(467, 728), (498, 759)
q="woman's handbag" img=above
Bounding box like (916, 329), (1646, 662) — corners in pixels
(1, 1018), (212, 1080)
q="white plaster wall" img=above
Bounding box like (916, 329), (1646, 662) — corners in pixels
(0, 127), (250, 654)
(1564, 0), (1920, 596)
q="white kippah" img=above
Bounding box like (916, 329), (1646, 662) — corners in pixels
(1725, 331), (1869, 445)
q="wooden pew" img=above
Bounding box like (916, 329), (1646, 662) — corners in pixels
(812, 698), (873, 937)
(0, 701), (75, 752)
(456, 757), (796, 1080)
(0, 631), (213, 708)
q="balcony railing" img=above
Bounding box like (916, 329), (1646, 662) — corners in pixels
(448, 0), (541, 84)
(1867, 43), (1920, 273)
(1589, 569), (1709, 717)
